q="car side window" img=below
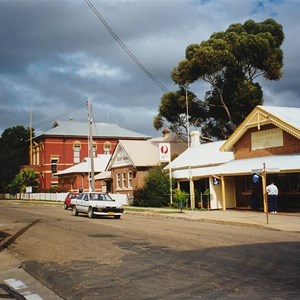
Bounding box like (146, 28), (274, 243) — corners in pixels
(77, 193), (83, 200)
(103, 194), (113, 201)
(84, 194), (89, 201)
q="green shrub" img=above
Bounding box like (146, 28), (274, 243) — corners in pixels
(173, 188), (189, 210)
(133, 166), (173, 207)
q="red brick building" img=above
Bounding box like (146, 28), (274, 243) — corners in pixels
(27, 120), (149, 190)
(97, 130), (188, 198)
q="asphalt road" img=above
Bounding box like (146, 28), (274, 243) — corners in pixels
(1, 202), (300, 300)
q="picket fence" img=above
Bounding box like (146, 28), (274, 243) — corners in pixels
(3, 192), (130, 205)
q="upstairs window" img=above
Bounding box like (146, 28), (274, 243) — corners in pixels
(51, 157), (58, 174)
(104, 142), (111, 154)
(73, 143), (81, 163)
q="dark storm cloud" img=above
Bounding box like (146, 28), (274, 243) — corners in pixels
(0, 0), (299, 137)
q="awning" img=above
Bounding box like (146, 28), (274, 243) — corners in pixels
(172, 154), (300, 180)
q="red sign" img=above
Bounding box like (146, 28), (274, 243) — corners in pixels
(159, 143), (171, 162)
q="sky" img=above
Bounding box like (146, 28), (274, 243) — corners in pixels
(0, 0), (299, 138)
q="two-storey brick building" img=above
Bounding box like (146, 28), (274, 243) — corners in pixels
(28, 120), (150, 190)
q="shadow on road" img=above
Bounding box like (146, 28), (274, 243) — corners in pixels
(0, 219), (41, 252)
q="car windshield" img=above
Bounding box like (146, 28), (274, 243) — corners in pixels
(90, 193), (113, 201)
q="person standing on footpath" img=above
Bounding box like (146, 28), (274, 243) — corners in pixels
(266, 180), (279, 214)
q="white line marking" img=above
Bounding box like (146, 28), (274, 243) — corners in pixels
(4, 278), (27, 290)
(24, 293), (44, 300)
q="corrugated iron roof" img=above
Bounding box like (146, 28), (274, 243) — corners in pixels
(35, 120), (150, 139)
(56, 154), (111, 176)
(112, 140), (160, 168)
(166, 140), (233, 170)
(172, 154), (300, 180)
(261, 106), (300, 130)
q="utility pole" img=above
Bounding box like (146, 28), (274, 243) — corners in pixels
(186, 86), (195, 210)
(30, 111), (33, 165)
(262, 163), (269, 224)
(87, 99), (95, 192)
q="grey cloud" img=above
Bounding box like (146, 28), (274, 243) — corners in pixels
(0, 0), (300, 137)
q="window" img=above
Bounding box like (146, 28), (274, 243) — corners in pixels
(117, 173), (121, 189)
(104, 142), (111, 154)
(73, 144), (81, 163)
(51, 158), (58, 174)
(122, 173), (127, 188)
(128, 171), (132, 188)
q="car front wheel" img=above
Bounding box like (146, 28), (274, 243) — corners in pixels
(64, 202), (68, 210)
(72, 206), (78, 216)
(88, 207), (94, 219)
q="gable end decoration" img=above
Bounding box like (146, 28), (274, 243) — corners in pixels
(221, 106), (300, 152)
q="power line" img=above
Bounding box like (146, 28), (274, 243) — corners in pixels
(84, 0), (169, 93)
(32, 102), (86, 128)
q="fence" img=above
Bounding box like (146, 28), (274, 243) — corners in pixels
(3, 192), (130, 205)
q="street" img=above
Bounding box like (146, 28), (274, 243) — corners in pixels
(0, 201), (300, 300)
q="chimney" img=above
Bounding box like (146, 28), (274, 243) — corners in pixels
(162, 128), (170, 138)
(190, 131), (200, 147)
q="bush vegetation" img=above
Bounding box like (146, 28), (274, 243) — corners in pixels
(133, 165), (173, 207)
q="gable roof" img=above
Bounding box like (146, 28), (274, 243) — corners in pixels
(149, 133), (187, 156)
(56, 154), (111, 176)
(221, 106), (300, 152)
(150, 132), (187, 143)
(107, 140), (160, 169)
(165, 140), (233, 171)
(34, 120), (150, 140)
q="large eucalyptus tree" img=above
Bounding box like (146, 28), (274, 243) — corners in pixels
(154, 19), (284, 140)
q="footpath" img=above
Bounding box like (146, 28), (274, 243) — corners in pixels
(1, 200), (299, 299)
(124, 206), (300, 232)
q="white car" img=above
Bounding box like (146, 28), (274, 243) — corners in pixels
(70, 192), (124, 219)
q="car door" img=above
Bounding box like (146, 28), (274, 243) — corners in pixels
(80, 193), (90, 213)
(75, 193), (87, 212)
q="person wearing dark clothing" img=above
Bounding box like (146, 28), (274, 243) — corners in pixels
(250, 191), (259, 210)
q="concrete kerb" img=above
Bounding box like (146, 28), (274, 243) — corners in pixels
(123, 209), (270, 229)
(0, 245), (63, 300)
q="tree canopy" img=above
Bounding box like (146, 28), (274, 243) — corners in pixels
(154, 19), (284, 140)
(0, 125), (34, 192)
(7, 169), (39, 196)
